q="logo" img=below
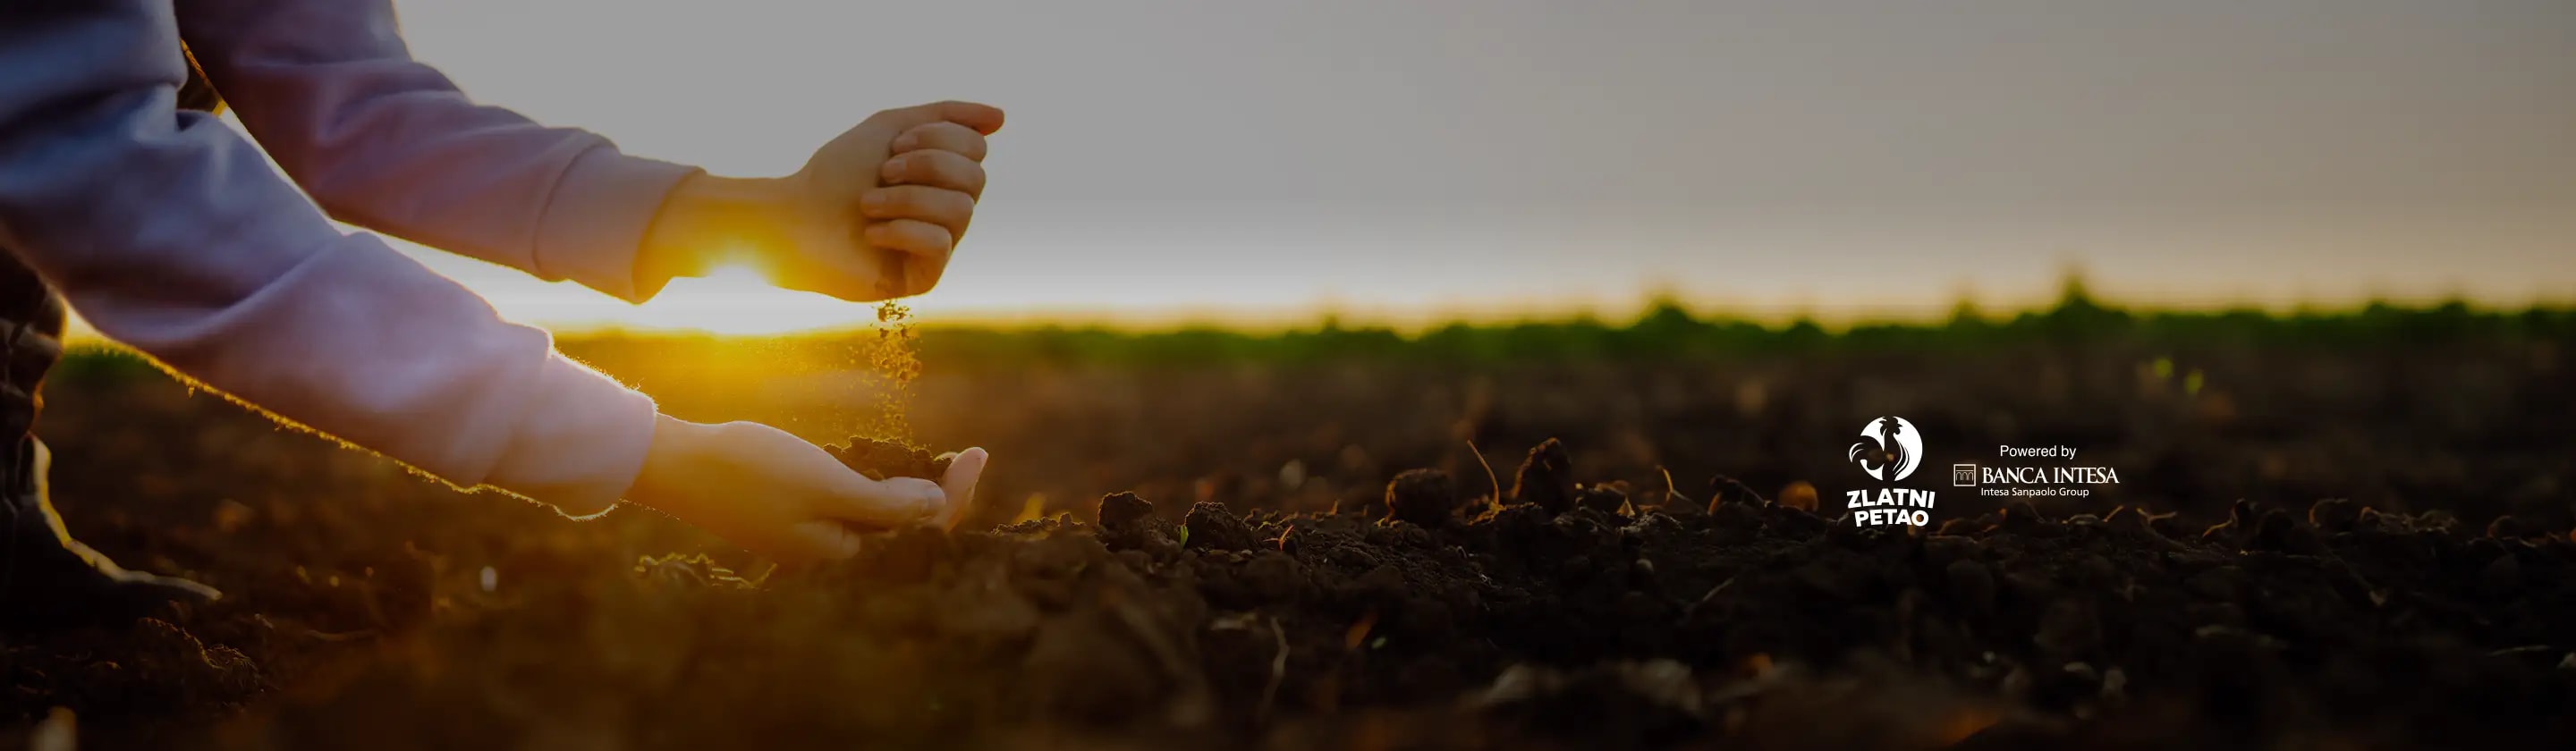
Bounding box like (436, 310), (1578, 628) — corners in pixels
(1972, 444), (2123, 499)
(1846, 417), (1923, 482)
(1843, 417), (1936, 527)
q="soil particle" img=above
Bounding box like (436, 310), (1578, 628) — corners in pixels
(1575, 484), (1630, 516)
(2000, 501), (2046, 532)
(1183, 501), (1259, 552)
(2033, 599), (2103, 660)
(1385, 468), (1460, 527)
(2480, 553), (2523, 596)
(826, 436), (953, 481)
(1097, 491), (1157, 531)
(2308, 498), (2363, 532)
(1510, 438), (1575, 514)
(1775, 480), (1819, 512)
(2250, 509), (2328, 555)
(1948, 558), (1999, 614)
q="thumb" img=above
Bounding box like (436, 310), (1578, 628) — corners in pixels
(936, 447), (991, 531)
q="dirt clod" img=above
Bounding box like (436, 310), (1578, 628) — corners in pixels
(1386, 468), (1460, 527)
(1776, 480), (1818, 512)
(2308, 498), (2362, 532)
(1575, 484), (1629, 515)
(1097, 491), (1156, 530)
(1511, 438), (1575, 514)
(1183, 501), (1258, 552)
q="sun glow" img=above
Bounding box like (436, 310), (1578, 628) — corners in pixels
(615, 259), (879, 336)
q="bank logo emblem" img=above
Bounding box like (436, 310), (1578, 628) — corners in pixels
(1847, 417), (1924, 482)
(1952, 463), (1979, 486)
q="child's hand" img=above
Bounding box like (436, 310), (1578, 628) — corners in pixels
(623, 415), (989, 564)
(640, 101), (1005, 301)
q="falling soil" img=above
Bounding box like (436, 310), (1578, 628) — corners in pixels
(857, 300), (922, 442)
(14, 437), (2572, 749)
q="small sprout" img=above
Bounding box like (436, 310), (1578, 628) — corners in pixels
(1657, 465), (1693, 508)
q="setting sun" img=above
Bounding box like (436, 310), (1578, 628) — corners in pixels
(616, 260), (880, 336)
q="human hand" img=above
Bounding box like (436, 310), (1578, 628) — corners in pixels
(623, 415), (989, 563)
(640, 101), (1004, 301)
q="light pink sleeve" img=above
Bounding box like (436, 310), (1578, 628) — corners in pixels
(176, 0), (701, 302)
(0, 0), (657, 516)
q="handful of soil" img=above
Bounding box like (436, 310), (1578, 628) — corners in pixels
(826, 436), (954, 481)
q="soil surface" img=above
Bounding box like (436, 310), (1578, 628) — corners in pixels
(10, 436), (2574, 749)
(4, 334), (2571, 749)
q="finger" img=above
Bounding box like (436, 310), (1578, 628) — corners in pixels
(890, 122), (988, 161)
(823, 476), (945, 527)
(863, 218), (958, 296)
(869, 101), (1006, 136)
(860, 186), (976, 233)
(901, 251), (949, 298)
(909, 100), (1004, 135)
(936, 447), (990, 531)
(863, 219), (956, 264)
(879, 150), (987, 198)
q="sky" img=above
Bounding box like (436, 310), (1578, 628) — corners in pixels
(339, 0), (2574, 333)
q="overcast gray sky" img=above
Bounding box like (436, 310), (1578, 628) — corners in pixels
(371, 0), (2573, 331)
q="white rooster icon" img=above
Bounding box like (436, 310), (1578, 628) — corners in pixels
(1846, 417), (1924, 482)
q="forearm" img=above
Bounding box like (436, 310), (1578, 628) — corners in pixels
(176, 0), (698, 302)
(636, 173), (798, 285)
(66, 236), (662, 516)
(1, 0), (656, 515)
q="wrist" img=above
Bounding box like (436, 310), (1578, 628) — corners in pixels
(638, 173), (795, 284)
(626, 413), (713, 514)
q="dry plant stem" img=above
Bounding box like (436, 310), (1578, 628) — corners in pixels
(1468, 440), (1503, 507)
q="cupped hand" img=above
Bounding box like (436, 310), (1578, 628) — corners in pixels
(623, 415), (988, 564)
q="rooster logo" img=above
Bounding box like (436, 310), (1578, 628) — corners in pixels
(1847, 417), (1923, 482)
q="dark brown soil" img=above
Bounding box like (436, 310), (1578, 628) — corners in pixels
(6, 333), (2572, 749)
(826, 436), (954, 482)
(22, 438), (2535, 750)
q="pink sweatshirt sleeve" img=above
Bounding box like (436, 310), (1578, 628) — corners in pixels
(0, 0), (657, 517)
(175, 0), (701, 303)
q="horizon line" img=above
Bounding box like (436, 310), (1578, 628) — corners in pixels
(61, 284), (2576, 342)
